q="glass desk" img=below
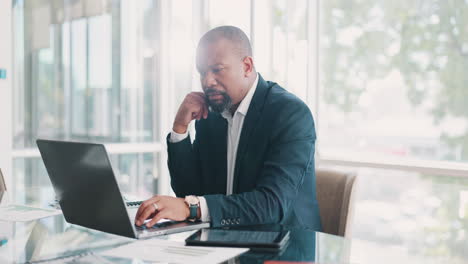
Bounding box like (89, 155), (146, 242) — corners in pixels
(0, 213), (350, 264)
(3, 180), (467, 264)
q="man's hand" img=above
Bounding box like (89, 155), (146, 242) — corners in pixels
(173, 92), (209, 134)
(134, 195), (190, 228)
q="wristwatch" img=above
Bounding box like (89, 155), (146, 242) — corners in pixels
(185, 195), (200, 221)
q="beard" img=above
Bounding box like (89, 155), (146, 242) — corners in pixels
(205, 89), (232, 113)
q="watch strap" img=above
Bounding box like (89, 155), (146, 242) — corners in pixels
(188, 204), (198, 220)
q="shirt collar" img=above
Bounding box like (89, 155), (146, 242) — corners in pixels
(221, 73), (259, 119)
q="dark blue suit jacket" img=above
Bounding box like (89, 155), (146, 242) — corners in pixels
(167, 74), (322, 231)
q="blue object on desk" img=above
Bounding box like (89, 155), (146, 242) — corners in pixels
(0, 69), (6, 79)
(0, 238), (7, 246)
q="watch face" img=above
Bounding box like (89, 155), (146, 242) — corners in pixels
(186, 195), (199, 205)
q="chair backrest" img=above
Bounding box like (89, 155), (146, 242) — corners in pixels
(0, 168), (6, 203)
(315, 168), (357, 237)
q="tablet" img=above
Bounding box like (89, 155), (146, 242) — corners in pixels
(185, 228), (290, 251)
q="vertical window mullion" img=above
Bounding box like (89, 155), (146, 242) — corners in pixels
(308, 0), (320, 159)
(85, 18), (90, 138)
(111, 0), (121, 142)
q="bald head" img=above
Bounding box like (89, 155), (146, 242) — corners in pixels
(195, 26), (257, 114)
(197, 26), (252, 59)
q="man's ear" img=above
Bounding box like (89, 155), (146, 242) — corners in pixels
(243, 56), (254, 77)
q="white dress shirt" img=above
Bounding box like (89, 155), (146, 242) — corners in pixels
(169, 73), (259, 222)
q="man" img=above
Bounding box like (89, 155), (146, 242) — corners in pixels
(135, 26), (322, 231)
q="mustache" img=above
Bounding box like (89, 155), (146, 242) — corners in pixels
(204, 89), (225, 96)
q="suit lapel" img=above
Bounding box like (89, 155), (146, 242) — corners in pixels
(232, 74), (270, 193)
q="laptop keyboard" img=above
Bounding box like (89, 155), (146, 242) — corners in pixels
(135, 220), (180, 230)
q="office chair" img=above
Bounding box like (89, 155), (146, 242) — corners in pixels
(0, 168), (6, 203)
(315, 168), (357, 237)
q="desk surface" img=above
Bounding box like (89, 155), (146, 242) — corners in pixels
(0, 213), (349, 264)
(2, 184), (468, 264)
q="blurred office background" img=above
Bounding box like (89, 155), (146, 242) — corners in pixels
(1, 0), (467, 263)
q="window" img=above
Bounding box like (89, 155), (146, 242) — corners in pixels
(319, 0), (468, 164)
(252, 0), (311, 102)
(12, 0), (164, 203)
(209, 0), (251, 36)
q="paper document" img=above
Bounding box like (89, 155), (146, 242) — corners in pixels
(37, 253), (115, 264)
(0, 204), (61, 222)
(100, 238), (249, 264)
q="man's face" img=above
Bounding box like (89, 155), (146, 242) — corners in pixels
(196, 39), (250, 113)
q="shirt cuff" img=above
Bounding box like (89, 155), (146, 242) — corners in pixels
(169, 129), (189, 143)
(198, 196), (211, 222)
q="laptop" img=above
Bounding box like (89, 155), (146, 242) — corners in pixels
(36, 139), (209, 239)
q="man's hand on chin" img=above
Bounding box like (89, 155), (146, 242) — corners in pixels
(134, 195), (189, 228)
